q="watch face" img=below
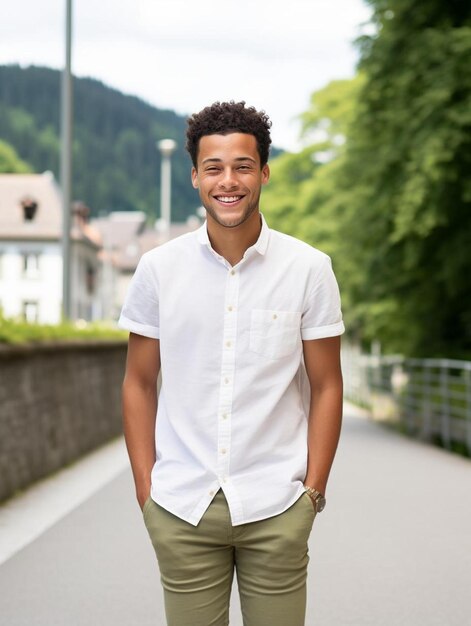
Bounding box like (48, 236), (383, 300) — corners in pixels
(316, 496), (326, 513)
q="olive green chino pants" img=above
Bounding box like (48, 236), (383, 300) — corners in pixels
(142, 488), (317, 626)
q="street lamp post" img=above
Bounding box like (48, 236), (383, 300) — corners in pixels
(61, 0), (73, 320)
(157, 139), (177, 241)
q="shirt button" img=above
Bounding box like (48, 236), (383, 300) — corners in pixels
(228, 306), (233, 311)
(273, 313), (278, 320)
(226, 341), (231, 348)
(220, 448), (226, 454)
(209, 490), (215, 496)
(224, 377), (230, 384)
(230, 269), (235, 275)
(222, 413), (228, 420)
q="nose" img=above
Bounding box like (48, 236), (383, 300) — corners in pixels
(219, 167), (237, 190)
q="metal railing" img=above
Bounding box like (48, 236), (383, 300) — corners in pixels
(342, 344), (471, 456)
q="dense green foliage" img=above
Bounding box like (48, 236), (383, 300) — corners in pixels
(347, 0), (471, 358)
(0, 65), (199, 221)
(0, 139), (32, 173)
(262, 77), (364, 329)
(0, 310), (126, 344)
(262, 76), (363, 249)
(263, 1), (471, 358)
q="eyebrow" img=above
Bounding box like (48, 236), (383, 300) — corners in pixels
(201, 157), (257, 165)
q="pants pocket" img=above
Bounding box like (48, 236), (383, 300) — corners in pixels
(142, 495), (153, 522)
(301, 491), (317, 517)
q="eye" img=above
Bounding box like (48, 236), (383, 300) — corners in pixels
(238, 165), (251, 170)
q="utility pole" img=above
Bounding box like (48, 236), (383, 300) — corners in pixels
(157, 139), (177, 241)
(61, 0), (73, 320)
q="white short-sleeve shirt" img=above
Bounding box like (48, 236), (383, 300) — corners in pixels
(118, 212), (344, 526)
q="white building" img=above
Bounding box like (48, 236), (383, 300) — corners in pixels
(0, 172), (103, 324)
(91, 212), (201, 321)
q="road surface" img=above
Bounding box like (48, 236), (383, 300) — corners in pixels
(0, 405), (470, 625)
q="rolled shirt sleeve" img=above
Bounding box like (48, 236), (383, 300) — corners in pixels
(301, 255), (345, 340)
(118, 253), (160, 339)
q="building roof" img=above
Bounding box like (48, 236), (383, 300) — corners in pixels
(91, 213), (201, 271)
(0, 172), (101, 249)
(91, 211), (147, 250)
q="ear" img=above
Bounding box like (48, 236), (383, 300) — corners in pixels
(191, 167), (199, 189)
(261, 163), (270, 185)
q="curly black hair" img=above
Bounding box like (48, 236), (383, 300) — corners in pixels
(186, 101), (272, 168)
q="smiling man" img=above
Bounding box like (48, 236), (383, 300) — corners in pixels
(192, 132), (269, 232)
(119, 101), (345, 626)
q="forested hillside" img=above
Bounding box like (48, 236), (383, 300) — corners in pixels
(0, 65), (200, 221)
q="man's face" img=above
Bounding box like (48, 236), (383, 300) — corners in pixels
(191, 133), (270, 229)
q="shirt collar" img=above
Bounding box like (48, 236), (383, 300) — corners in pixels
(196, 212), (270, 256)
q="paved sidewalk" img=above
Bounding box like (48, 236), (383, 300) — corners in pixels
(0, 437), (128, 565)
(0, 405), (470, 625)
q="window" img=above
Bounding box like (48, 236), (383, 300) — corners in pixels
(86, 264), (96, 295)
(23, 301), (39, 323)
(22, 253), (40, 278)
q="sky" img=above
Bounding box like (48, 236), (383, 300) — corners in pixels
(0, 0), (372, 151)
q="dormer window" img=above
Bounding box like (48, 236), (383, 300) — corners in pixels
(21, 197), (38, 221)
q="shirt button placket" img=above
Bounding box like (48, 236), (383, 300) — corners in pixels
(216, 266), (239, 487)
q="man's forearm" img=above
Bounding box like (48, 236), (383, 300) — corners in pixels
(122, 380), (157, 507)
(304, 382), (343, 495)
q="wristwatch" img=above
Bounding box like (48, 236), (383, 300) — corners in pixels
(304, 485), (326, 513)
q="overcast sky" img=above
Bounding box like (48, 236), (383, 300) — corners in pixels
(0, 0), (372, 151)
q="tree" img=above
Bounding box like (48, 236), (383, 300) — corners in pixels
(264, 1), (471, 358)
(262, 77), (362, 240)
(0, 139), (32, 173)
(262, 77), (363, 333)
(339, 0), (471, 357)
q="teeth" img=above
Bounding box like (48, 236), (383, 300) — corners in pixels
(217, 196), (241, 203)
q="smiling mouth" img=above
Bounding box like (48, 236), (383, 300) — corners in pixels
(214, 195), (245, 206)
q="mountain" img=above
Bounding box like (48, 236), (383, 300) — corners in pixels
(0, 64), (200, 221)
(0, 65), (284, 222)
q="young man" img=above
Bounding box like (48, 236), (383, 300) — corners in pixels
(119, 101), (344, 626)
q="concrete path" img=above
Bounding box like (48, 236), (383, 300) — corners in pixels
(0, 437), (129, 565)
(0, 404), (470, 625)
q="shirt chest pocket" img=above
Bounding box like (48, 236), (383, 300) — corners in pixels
(249, 309), (302, 359)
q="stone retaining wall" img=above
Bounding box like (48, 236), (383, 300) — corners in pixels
(0, 340), (127, 502)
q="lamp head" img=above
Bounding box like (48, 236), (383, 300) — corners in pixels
(157, 139), (177, 156)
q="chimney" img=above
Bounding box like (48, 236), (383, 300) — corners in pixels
(21, 197), (38, 221)
(72, 201), (90, 228)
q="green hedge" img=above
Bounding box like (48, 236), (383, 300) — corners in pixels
(0, 312), (127, 344)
